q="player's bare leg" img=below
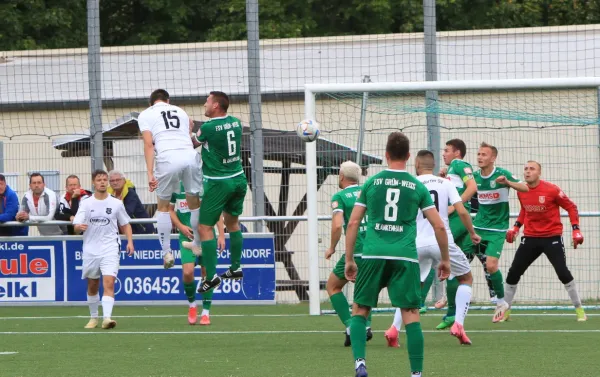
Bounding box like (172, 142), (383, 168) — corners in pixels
(487, 257), (508, 323)
(101, 275), (117, 329)
(220, 212), (244, 279)
(182, 262), (197, 325)
(182, 195), (202, 255)
(450, 272), (473, 345)
(156, 198), (175, 269)
(84, 278), (100, 329)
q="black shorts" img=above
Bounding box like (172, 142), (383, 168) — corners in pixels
(506, 235), (573, 285)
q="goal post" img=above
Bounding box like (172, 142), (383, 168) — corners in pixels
(305, 77), (600, 315)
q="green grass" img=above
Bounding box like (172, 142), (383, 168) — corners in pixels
(0, 305), (599, 377)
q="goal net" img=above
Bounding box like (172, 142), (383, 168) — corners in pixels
(304, 78), (600, 314)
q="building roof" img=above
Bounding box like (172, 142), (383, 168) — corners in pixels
(52, 113), (382, 168)
(3, 25), (600, 108)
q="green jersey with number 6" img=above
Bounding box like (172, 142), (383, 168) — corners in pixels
(474, 167), (520, 231)
(447, 159), (474, 213)
(356, 169), (434, 261)
(196, 115), (244, 179)
(331, 185), (366, 255)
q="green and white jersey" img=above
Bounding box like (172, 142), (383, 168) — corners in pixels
(473, 167), (520, 232)
(170, 182), (191, 227)
(331, 185), (366, 255)
(447, 159), (474, 213)
(196, 115), (244, 180)
(356, 169), (434, 262)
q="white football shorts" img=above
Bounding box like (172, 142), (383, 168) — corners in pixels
(81, 253), (121, 279)
(417, 242), (471, 281)
(155, 149), (203, 200)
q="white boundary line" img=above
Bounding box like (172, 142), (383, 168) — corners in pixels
(0, 330), (598, 335)
(0, 313), (597, 320)
(0, 352), (18, 355)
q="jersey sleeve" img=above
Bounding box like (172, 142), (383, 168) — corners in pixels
(116, 202), (131, 226)
(197, 122), (209, 142)
(553, 184), (579, 226)
(454, 160), (474, 183)
(445, 180), (462, 205)
(170, 193), (177, 205)
(418, 182), (435, 211)
(137, 110), (151, 133)
(72, 200), (87, 225)
(355, 180), (370, 208)
(331, 193), (344, 213)
(504, 169), (520, 183)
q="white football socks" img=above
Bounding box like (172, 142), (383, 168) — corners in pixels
(201, 309), (210, 317)
(156, 211), (172, 255)
(102, 296), (115, 319)
(504, 283), (518, 307)
(564, 280), (582, 308)
(87, 293), (99, 318)
(189, 208), (201, 246)
(393, 308), (403, 331)
(455, 284), (472, 326)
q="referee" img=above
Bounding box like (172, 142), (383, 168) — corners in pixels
(503, 160), (586, 322)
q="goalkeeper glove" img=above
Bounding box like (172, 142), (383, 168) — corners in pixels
(505, 222), (521, 243)
(572, 225), (584, 249)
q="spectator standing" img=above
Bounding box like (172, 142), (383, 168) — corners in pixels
(17, 172), (62, 236)
(0, 174), (27, 236)
(56, 175), (92, 235)
(108, 170), (154, 234)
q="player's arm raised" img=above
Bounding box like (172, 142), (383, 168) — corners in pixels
(344, 205), (365, 281)
(326, 211), (343, 260)
(496, 170), (529, 193)
(554, 185), (583, 248)
(423, 207), (450, 280)
(190, 118), (202, 148)
(141, 131), (157, 191)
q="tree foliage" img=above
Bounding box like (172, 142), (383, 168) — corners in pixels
(1, 0), (599, 51)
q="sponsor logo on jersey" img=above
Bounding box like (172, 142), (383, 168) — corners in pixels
(90, 217), (110, 226)
(524, 204), (546, 212)
(478, 192), (500, 200)
(331, 201), (338, 209)
(463, 167), (472, 174)
(106, 207), (112, 214)
(539, 196), (545, 204)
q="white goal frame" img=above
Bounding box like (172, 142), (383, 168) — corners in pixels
(304, 77), (600, 315)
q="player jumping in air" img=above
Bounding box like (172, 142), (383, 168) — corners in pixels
(472, 142), (529, 323)
(169, 182), (226, 325)
(345, 133), (450, 377)
(74, 170), (134, 330)
(434, 139), (495, 330)
(385, 150), (480, 347)
(193, 91), (247, 293)
(504, 161), (586, 321)
(138, 89), (203, 269)
(325, 161), (373, 347)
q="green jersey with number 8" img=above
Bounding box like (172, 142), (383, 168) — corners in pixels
(196, 115), (244, 179)
(356, 169), (434, 261)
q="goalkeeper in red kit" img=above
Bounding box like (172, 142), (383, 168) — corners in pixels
(503, 161), (586, 322)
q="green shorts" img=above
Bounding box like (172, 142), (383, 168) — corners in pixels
(353, 258), (421, 309)
(332, 255), (363, 280)
(200, 174), (247, 226)
(449, 213), (473, 254)
(474, 228), (506, 259)
(179, 234), (203, 265)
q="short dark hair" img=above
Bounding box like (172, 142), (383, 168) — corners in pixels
(0, 174), (6, 183)
(416, 150), (435, 170)
(446, 139), (467, 159)
(92, 169), (108, 180)
(149, 89), (170, 106)
(29, 172), (44, 184)
(480, 142), (498, 157)
(386, 132), (410, 161)
(65, 174), (80, 185)
(416, 149), (434, 159)
(209, 91), (229, 112)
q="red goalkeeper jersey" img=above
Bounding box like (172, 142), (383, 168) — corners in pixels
(516, 180), (579, 237)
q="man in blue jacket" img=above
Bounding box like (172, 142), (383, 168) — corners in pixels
(0, 174), (28, 236)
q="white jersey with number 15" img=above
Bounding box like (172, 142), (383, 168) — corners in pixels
(416, 174), (462, 247)
(137, 102), (193, 155)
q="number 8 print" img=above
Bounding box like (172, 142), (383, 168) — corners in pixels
(384, 188), (400, 221)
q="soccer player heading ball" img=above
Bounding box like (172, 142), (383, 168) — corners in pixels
(503, 161), (586, 322)
(344, 132), (451, 377)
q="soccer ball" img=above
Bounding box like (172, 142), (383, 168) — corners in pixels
(296, 119), (320, 142)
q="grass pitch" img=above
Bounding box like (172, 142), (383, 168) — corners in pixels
(0, 305), (599, 377)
